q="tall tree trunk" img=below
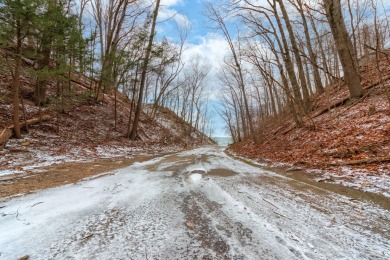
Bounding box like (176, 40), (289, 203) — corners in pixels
(308, 14), (332, 85)
(347, 0), (358, 65)
(323, 0), (363, 98)
(277, 0), (311, 110)
(272, 1), (303, 109)
(304, 56), (314, 96)
(130, 0), (161, 140)
(232, 96), (242, 142)
(297, 0), (324, 94)
(268, 81), (277, 116)
(127, 62), (140, 138)
(13, 27), (22, 139)
(262, 20), (302, 126)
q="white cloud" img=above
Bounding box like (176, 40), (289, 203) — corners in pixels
(159, 7), (190, 28)
(161, 0), (183, 7)
(183, 34), (230, 82)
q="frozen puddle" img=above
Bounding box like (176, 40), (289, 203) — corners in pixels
(0, 146), (389, 259)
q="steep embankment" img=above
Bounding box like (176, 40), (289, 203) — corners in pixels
(0, 54), (214, 177)
(229, 56), (390, 196)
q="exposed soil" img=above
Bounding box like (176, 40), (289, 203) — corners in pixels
(206, 168), (237, 177)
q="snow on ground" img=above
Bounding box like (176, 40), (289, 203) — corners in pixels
(317, 166), (390, 197)
(229, 150), (390, 198)
(0, 133), (182, 176)
(0, 147), (388, 259)
(189, 173), (202, 184)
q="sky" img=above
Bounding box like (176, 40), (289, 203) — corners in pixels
(157, 0), (231, 137)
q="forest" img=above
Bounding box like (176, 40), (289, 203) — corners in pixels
(0, 0), (213, 145)
(0, 0), (388, 191)
(212, 0), (389, 141)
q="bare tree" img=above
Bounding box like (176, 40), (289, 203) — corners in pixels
(150, 24), (189, 118)
(182, 55), (211, 133)
(276, 0), (311, 110)
(292, 0), (324, 94)
(207, 3), (256, 140)
(91, 0), (145, 101)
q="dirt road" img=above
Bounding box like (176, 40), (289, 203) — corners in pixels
(0, 147), (389, 259)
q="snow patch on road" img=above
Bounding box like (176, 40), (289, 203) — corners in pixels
(189, 173), (203, 184)
(0, 166), (168, 259)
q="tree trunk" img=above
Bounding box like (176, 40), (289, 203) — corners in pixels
(130, 0), (161, 140)
(34, 0), (57, 105)
(0, 115), (51, 149)
(323, 0), (363, 98)
(0, 128), (13, 150)
(13, 26), (22, 139)
(308, 14), (332, 85)
(261, 21), (302, 126)
(304, 56), (314, 96)
(272, 1), (303, 109)
(347, 0), (358, 65)
(297, 0), (324, 94)
(277, 0), (311, 110)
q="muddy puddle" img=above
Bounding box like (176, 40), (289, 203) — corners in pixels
(145, 153), (239, 179)
(188, 169), (237, 178)
(144, 154), (196, 172)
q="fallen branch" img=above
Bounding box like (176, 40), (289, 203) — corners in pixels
(0, 114), (51, 150)
(82, 234), (94, 240)
(0, 128), (13, 149)
(330, 157), (390, 166)
(309, 74), (390, 120)
(20, 114), (51, 130)
(31, 202), (44, 208)
(272, 210), (292, 220)
(262, 198), (279, 209)
(309, 97), (349, 119)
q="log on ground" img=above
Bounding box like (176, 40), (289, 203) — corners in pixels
(0, 115), (51, 149)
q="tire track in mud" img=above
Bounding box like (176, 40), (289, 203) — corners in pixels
(175, 149), (299, 259)
(181, 191), (251, 259)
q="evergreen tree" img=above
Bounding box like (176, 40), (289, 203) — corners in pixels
(0, 0), (44, 138)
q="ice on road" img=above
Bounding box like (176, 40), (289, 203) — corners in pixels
(0, 147), (389, 259)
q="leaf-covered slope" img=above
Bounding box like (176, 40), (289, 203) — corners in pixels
(0, 56), (214, 175)
(229, 56), (390, 195)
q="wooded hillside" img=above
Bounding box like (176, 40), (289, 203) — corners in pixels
(0, 0), (214, 145)
(0, 61), (214, 174)
(229, 55), (389, 194)
(209, 0), (390, 195)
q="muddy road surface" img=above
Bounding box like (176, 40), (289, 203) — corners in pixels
(0, 147), (389, 259)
